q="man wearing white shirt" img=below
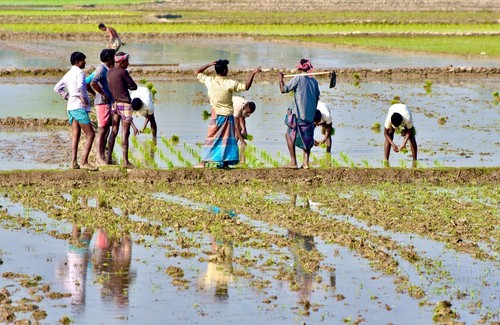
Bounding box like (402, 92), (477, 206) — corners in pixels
(232, 96), (256, 148)
(384, 103), (417, 163)
(313, 101), (333, 154)
(130, 86), (157, 140)
(53, 51), (95, 170)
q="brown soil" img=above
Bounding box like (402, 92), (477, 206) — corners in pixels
(0, 167), (497, 189)
(1, 66), (499, 83)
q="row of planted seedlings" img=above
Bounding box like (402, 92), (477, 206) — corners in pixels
(126, 134), (413, 169)
(154, 183), (430, 292)
(155, 180), (499, 323)
(308, 181), (498, 260)
(305, 181), (499, 320)
(1, 180), (332, 317)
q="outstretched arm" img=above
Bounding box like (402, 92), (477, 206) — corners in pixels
(245, 66), (262, 90)
(195, 61), (217, 75)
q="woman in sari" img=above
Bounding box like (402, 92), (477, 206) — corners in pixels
(278, 59), (321, 169)
(195, 60), (261, 169)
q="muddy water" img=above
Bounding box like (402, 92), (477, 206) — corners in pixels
(1, 191), (498, 324)
(1, 37), (500, 70)
(0, 76), (498, 169)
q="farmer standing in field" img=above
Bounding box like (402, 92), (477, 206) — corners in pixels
(313, 101), (334, 154)
(88, 48), (116, 166)
(232, 96), (256, 149)
(107, 52), (138, 168)
(194, 59), (261, 169)
(383, 103), (418, 164)
(98, 23), (122, 52)
(278, 59), (321, 169)
(53, 51), (96, 170)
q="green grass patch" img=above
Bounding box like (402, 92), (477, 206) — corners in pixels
(2, 22), (498, 34)
(285, 34), (500, 56)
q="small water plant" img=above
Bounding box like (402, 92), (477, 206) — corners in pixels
(423, 80), (433, 94)
(437, 117), (448, 125)
(353, 73), (360, 87)
(391, 96), (401, 105)
(371, 122), (381, 133)
(171, 135), (180, 143)
(492, 91), (499, 105)
(202, 110), (211, 120)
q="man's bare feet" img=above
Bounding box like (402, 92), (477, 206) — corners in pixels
(194, 162), (205, 168)
(72, 163), (80, 169)
(81, 163), (98, 171)
(281, 163), (298, 169)
(96, 159), (108, 166)
(122, 162), (135, 169)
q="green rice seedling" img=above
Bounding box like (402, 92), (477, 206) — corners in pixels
(131, 136), (139, 148)
(171, 135), (180, 143)
(339, 152), (355, 167)
(423, 80), (433, 94)
(371, 122), (381, 133)
(158, 150), (174, 169)
(183, 143), (202, 161)
(492, 91), (499, 105)
(360, 158), (371, 167)
(391, 96), (401, 105)
(276, 151), (291, 166)
(398, 159), (407, 168)
(202, 110), (211, 120)
(176, 151), (192, 167)
(259, 148), (280, 167)
(434, 160), (445, 167)
(142, 127), (152, 134)
(242, 134), (254, 141)
(331, 157), (342, 167)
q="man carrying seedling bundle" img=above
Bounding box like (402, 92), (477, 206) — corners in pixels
(313, 101), (334, 154)
(383, 103), (418, 165)
(232, 96), (256, 149)
(194, 59), (261, 169)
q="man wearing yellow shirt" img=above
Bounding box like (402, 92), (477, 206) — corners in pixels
(195, 60), (261, 169)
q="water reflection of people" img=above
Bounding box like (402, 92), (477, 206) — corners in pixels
(288, 229), (318, 306)
(92, 228), (135, 308)
(56, 225), (93, 309)
(198, 236), (234, 300)
(288, 193), (320, 314)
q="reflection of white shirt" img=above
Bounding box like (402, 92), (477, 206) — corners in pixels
(384, 103), (413, 129)
(130, 87), (154, 117)
(317, 101), (332, 124)
(232, 96), (248, 118)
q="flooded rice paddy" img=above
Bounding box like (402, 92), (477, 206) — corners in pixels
(0, 37), (499, 324)
(0, 172), (498, 324)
